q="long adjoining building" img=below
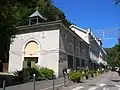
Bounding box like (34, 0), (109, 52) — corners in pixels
(70, 25), (107, 70)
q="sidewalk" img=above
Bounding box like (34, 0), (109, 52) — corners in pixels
(1, 77), (69, 90)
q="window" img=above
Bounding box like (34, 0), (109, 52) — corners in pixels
(76, 57), (80, 69)
(68, 55), (73, 69)
(24, 41), (39, 56)
(81, 59), (85, 67)
(68, 43), (74, 54)
(76, 47), (80, 56)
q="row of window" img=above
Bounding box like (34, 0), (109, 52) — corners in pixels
(61, 30), (88, 58)
(68, 55), (88, 69)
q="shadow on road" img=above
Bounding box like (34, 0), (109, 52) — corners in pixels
(89, 84), (97, 86)
(105, 84), (116, 87)
(111, 79), (120, 82)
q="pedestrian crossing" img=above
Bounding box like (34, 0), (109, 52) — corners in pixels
(72, 84), (120, 90)
(88, 86), (97, 90)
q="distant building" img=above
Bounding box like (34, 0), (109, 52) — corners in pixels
(70, 25), (107, 70)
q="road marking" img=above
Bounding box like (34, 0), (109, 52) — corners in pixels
(115, 85), (120, 90)
(40, 83), (64, 90)
(88, 86), (97, 90)
(103, 87), (110, 90)
(116, 85), (120, 88)
(99, 84), (106, 87)
(118, 87), (120, 90)
(72, 86), (84, 90)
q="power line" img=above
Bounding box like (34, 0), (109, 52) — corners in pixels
(94, 28), (120, 41)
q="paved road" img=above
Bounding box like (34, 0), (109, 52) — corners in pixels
(61, 71), (120, 90)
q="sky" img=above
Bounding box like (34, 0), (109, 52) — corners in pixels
(53, 0), (120, 48)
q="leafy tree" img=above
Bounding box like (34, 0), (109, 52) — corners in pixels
(115, 0), (120, 4)
(0, 0), (16, 63)
(105, 43), (120, 67)
(105, 0), (120, 67)
(13, 0), (71, 26)
(115, 38), (120, 65)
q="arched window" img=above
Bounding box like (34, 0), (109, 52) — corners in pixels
(24, 41), (39, 56)
(76, 47), (80, 56)
(68, 43), (74, 54)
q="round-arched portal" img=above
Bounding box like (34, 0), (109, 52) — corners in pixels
(23, 41), (40, 68)
(24, 41), (39, 56)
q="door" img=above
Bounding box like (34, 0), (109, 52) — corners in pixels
(23, 57), (38, 68)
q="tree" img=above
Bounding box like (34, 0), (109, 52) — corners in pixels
(13, 0), (71, 26)
(115, 0), (120, 4)
(0, 0), (16, 63)
(105, 42), (120, 67)
(105, 47), (117, 67)
(115, 38), (120, 65)
(107, 0), (120, 67)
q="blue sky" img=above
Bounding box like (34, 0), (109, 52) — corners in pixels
(53, 0), (120, 48)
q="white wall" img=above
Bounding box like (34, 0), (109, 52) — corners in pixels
(70, 26), (89, 44)
(9, 52), (23, 72)
(9, 29), (60, 76)
(40, 52), (59, 77)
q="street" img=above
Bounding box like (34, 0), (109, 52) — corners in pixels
(0, 71), (120, 90)
(61, 71), (120, 90)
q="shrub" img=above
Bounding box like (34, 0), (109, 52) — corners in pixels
(94, 70), (98, 76)
(69, 71), (83, 83)
(13, 70), (24, 83)
(84, 70), (89, 79)
(13, 68), (40, 82)
(25, 68), (40, 79)
(13, 67), (54, 81)
(98, 70), (104, 74)
(38, 67), (54, 80)
(79, 70), (85, 80)
(89, 71), (95, 78)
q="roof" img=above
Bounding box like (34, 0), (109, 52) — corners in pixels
(70, 24), (103, 47)
(29, 11), (45, 19)
(70, 24), (88, 33)
(29, 7), (45, 20)
(102, 48), (107, 55)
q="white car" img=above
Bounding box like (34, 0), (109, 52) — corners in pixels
(116, 68), (119, 72)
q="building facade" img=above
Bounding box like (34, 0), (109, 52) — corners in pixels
(9, 21), (90, 77)
(70, 25), (107, 70)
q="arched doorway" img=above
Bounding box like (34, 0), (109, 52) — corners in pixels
(23, 41), (40, 68)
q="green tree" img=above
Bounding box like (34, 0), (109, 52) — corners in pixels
(105, 42), (120, 67)
(115, 0), (120, 4)
(13, 0), (71, 26)
(115, 38), (120, 65)
(0, 0), (16, 63)
(105, 0), (120, 67)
